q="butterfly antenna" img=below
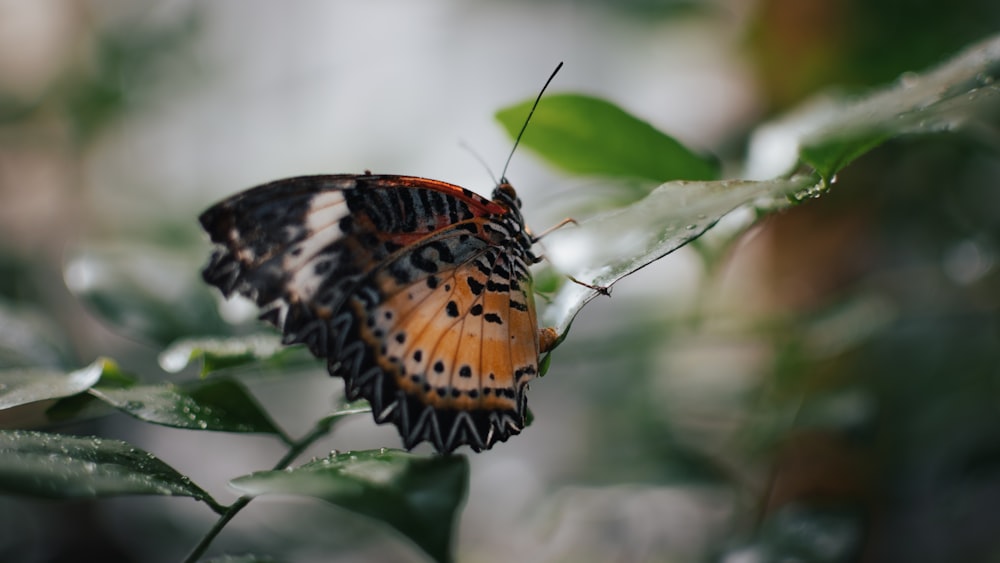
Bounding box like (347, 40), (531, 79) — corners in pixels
(499, 61), (563, 183)
(459, 140), (499, 185)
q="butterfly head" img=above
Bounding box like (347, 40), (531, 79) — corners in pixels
(492, 179), (523, 210)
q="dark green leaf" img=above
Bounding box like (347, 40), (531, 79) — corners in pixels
(799, 131), (891, 184)
(0, 429), (219, 509)
(496, 93), (719, 185)
(230, 450), (469, 563)
(315, 400), (373, 432)
(43, 358), (139, 424)
(160, 335), (312, 375)
(0, 360), (103, 410)
(89, 377), (284, 436)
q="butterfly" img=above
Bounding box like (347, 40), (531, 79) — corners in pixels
(199, 64), (573, 453)
(200, 173), (560, 453)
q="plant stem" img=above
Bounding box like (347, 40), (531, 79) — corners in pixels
(181, 422), (333, 563)
(182, 496), (252, 563)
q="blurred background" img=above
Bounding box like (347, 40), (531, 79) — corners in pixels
(1, 0), (999, 562)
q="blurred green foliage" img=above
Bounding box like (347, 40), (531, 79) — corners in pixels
(0, 2), (999, 562)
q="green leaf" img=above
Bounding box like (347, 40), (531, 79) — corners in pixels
(90, 377), (285, 436)
(230, 450), (469, 563)
(496, 93), (719, 185)
(314, 400), (373, 432)
(747, 34), (1000, 181)
(541, 175), (820, 335)
(160, 334), (311, 375)
(0, 429), (219, 509)
(0, 360), (104, 410)
(43, 358), (139, 424)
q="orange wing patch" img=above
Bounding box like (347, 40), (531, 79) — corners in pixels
(357, 231), (540, 451)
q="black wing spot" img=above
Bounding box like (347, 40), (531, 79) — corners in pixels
(486, 280), (510, 292)
(467, 277), (484, 295)
(446, 301), (460, 317)
(433, 360), (445, 373)
(484, 313), (503, 325)
(459, 365), (472, 378)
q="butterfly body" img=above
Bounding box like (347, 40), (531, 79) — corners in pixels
(201, 174), (553, 452)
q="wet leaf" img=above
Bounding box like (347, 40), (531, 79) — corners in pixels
(746, 34), (1000, 181)
(0, 429), (219, 509)
(0, 360), (104, 410)
(230, 450), (468, 563)
(314, 400), (373, 432)
(90, 377), (284, 436)
(43, 358), (139, 424)
(160, 334), (311, 375)
(542, 175), (819, 334)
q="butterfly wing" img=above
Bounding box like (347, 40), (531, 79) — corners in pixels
(200, 174), (540, 452)
(358, 227), (540, 451)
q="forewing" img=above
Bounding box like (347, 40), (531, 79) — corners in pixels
(200, 174), (500, 356)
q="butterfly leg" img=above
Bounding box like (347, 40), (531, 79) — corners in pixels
(531, 217), (577, 243)
(566, 275), (611, 296)
(531, 216), (610, 296)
